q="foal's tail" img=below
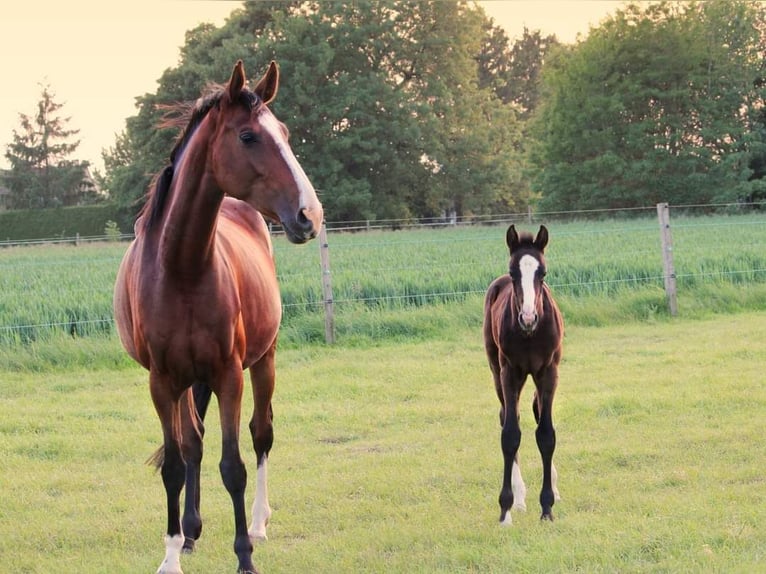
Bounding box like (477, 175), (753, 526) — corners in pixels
(145, 383), (213, 471)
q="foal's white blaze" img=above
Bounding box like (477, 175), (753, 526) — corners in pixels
(157, 534), (185, 574)
(519, 254), (540, 325)
(259, 110), (321, 214)
(249, 455), (272, 541)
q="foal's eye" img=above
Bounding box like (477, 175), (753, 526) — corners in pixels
(239, 131), (258, 145)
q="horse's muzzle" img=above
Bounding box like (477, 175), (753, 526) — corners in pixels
(284, 206), (323, 244)
(518, 311), (539, 334)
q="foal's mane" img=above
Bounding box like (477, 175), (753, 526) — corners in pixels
(137, 84), (261, 233)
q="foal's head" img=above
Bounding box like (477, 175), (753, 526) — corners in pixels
(506, 224), (549, 334)
(199, 60), (323, 243)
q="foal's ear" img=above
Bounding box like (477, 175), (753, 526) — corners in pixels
(228, 60), (247, 102)
(535, 225), (549, 252)
(254, 61), (279, 105)
(506, 224), (520, 253)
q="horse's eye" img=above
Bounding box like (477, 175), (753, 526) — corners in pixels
(239, 131), (258, 145)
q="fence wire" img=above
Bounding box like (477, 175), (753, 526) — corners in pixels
(2, 203), (766, 340)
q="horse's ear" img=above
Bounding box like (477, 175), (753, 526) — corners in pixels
(228, 60), (247, 102)
(535, 225), (549, 252)
(254, 61), (279, 105)
(506, 224), (520, 253)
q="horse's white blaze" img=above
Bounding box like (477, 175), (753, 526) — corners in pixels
(259, 111), (320, 213)
(249, 456), (271, 541)
(157, 534), (184, 574)
(511, 460), (527, 511)
(519, 254), (540, 323)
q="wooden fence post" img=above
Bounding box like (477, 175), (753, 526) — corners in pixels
(656, 202), (678, 316)
(318, 223), (335, 344)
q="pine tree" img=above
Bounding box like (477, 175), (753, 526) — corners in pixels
(4, 84), (88, 208)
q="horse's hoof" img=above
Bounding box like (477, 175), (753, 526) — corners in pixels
(181, 538), (196, 554)
(540, 512), (554, 521)
(499, 510), (513, 526)
(512, 501), (527, 512)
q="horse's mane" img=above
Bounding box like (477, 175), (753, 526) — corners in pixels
(137, 85), (261, 233)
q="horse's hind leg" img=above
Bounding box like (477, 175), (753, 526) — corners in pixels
(247, 345), (276, 541)
(149, 372), (187, 574)
(180, 384), (211, 552)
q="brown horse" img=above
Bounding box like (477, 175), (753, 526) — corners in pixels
(113, 60), (322, 574)
(483, 225), (563, 525)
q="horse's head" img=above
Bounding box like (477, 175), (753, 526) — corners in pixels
(506, 224), (549, 334)
(210, 60), (323, 243)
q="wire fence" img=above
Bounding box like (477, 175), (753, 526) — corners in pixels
(1, 201), (765, 343)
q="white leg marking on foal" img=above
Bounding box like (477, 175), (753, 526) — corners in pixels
(500, 509), (513, 526)
(249, 456), (272, 541)
(157, 534), (184, 574)
(511, 459), (527, 511)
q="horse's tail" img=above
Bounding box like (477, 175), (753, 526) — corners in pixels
(146, 446), (165, 470)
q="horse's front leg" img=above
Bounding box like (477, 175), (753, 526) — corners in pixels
(216, 366), (257, 574)
(533, 368), (558, 521)
(149, 372), (187, 574)
(247, 346), (276, 541)
(498, 363), (525, 525)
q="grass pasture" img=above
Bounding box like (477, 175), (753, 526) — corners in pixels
(1, 314), (765, 573)
(2, 212), (766, 348)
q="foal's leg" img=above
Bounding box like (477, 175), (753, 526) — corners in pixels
(248, 345), (276, 541)
(533, 373), (558, 521)
(149, 372), (187, 574)
(180, 384), (211, 552)
(499, 365), (524, 525)
(216, 365), (256, 574)
(532, 391), (560, 502)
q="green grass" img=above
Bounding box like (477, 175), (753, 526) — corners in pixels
(2, 213), (766, 347)
(1, 314), (765, 572)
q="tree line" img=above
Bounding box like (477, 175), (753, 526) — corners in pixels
(2, 85), (102, 209)
(5, 1), (766, 221)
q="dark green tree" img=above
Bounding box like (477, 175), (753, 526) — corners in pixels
(103, 0), (528, 222)
(3, 85), (94, 208)
(529, 0), (766, 211)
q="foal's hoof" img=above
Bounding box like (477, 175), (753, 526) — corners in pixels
(540, 512), (554, 522)
(181, 538), (196, 554)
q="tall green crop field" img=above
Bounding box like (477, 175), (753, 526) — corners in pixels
(2, 212), (766, 348)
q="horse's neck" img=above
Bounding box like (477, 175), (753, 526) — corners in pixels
(158, 135), (223, 277)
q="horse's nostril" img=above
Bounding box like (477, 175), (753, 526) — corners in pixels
(297, 208), (311, 229)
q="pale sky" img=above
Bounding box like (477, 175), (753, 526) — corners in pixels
(0, 1), (623, 173)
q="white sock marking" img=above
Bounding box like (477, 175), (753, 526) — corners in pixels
(157, 534), (184, 574)
(511, 459), (527, 511)
(249, 456), (271, 541)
